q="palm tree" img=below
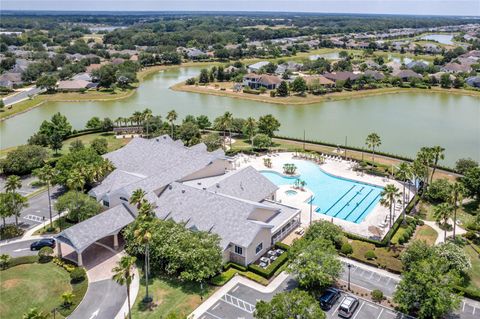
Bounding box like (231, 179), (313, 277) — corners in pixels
(123, 117), (129, 127)
(430, 146), (445, 183)
(219, 112), (233, 149)
(5, 175), (21, 193)
(115, 117), (123, 127)
(380, 184), (401, 244)
(166, 110), (178, 138)
(243, 117), (257, 148)
(23, 308), (48, 319)
(112, 255), (137, 319)
(143, 108), (153, 138)
(33, 165), (55, 229)
(365, 133), (381, 166)
(132, 111), (143, 126)
(395, 162), (412, 224)
(134, 202), (155, 304)
(67, 169), (86, 221)
(130, 189), (147, 209)
(450, 182), (465, 239)
(416, 147), (434, 193)
(433, 202), (454, 241)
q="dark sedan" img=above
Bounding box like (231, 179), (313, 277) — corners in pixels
(30, 238), (56, 251)
(318, 287), (342, 310)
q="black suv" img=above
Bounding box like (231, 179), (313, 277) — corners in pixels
(318, 288), (341, 310)
(30, 238), (56, 251)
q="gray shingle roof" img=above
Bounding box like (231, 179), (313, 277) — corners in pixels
(155, 182), (298, 249)
(91, 135), (225, 199)
(56, 204), (136, 252)
(184, 166), (278, 202)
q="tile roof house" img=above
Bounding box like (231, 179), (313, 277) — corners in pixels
(393, 69), (422, 81)
(466, 76), (480, 88)
(303, 75), (335, 87)
(85, 135), (300, 266)
(243, 73), (282, 90)
(323, 71), (360, 82)
(57, 79), (96, 91)
(0, 72), (23, 88)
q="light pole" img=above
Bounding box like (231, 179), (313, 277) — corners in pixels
(347, 263), (352, 291)
(309, 195), (313, 225)
(344, 136), (348, 160)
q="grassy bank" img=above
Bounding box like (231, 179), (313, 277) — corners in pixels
(172, 81), (480, 106)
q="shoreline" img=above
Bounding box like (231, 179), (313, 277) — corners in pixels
(171, 82), (480, 105)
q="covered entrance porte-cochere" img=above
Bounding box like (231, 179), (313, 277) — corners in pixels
(55, 204), (136, 266)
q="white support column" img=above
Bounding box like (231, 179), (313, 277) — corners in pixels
(56, 242), (62, 258)
(113, 233), (119, 249)
(77, 252), (83, 266)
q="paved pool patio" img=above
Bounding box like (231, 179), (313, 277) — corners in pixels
(233, 152), (415, 239)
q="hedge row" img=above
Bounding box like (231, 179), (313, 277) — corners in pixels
(455, 285), (480, 301)
(247, 242), (290, 279)
(223, 262), (247, 272)
(3, 255), (38, 269)
(66, 128), (105, 139)
(274, 136), (458, 173)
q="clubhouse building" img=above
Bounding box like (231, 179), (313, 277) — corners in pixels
(56, 135), (300, 266)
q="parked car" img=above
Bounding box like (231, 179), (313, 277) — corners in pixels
(338, 295), (359, 318)
(318, 287), (341, 310)
(30, 238), (56, 251)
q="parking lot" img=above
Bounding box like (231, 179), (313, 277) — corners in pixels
(197, 279), (410, 319)
(340, 262), (399, 297)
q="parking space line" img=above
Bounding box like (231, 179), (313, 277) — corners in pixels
(352, 301), (365, 319)
(212, 303), (220, 310)
(376, 308), (384, 319)
(221, 294), (255, 314)
(366, 302), (379, 309)
(232, 285), (239, 293)
(204, 311), (223, 319)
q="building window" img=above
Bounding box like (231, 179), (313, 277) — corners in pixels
(234, 245), (243, 255)
(102, 200), (110, 207)
(255, 243), (263, 255)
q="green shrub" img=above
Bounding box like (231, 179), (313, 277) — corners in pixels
(223, 262), (247, 272)
(0, 225), (24, 240)
(275, 242), (290, 251)
(211, 268), (237, 286)
(70, 267), (87, 283)
(341, 242), (353, 255)
(0, 254), (11, 270)
(365, 250), (377, 260)
(371, 289), (384, 302)
(38, 246), (54, 263)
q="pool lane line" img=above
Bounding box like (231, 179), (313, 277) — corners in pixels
(343, 188), (374, 221)
(333, 186), (365, 218)
(354, 193), (381, 223)
(323, 185), (356, 214)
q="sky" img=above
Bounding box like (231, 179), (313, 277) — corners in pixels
(1, 0), (479, 16)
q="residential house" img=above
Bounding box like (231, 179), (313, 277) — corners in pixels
(393, 70), (422, 81)
(85, 136), (301, 266)
(0, 72), (23, 88)
(466, 76), (480, 88)
(11, 59), (31, 74)
(303, 75), (335, 88)
(186, 48), (207, 59)
(275, 61), (303, 75)
(441, 61), (473, 73)
(323, 71), (360, 82)
(111, 58), (125, 65)
(85, 63), (103, 74)
(243, 73), (282, 90)
(364, 70), (385, 80)
(57, 79), (96, 91)
(247, 61), (270, 73)
(406, 61), (429, 70)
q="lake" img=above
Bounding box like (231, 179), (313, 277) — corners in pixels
(420, 34), (455, 45)
(0, 66), (478, 167)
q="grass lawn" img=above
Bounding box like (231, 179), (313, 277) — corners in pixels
(0, 262), (72, 319)
(412, 224), (438, 246)
(464, 244), (480, 291)
(349, 240), (403, 273)
(419, 200), (478, 228)
(131, 275), (216, 319)
(33, 216), (76, 235)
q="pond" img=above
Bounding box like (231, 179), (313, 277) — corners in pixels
(419, 34), (455, 45)
(0, 66), (478, 167)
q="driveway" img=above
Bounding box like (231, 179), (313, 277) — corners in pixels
(2, 86), (44, 106)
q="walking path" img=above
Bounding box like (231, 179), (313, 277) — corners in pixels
(423, 218), (467, 245)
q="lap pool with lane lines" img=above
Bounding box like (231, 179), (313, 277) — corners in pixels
(261, 160), (383, 224)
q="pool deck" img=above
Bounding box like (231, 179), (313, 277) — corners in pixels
(233, 152), (415, 239)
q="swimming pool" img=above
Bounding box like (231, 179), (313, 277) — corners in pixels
(261, 160), (383, 224)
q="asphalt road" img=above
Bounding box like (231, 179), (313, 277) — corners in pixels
(2, 86), (44, 106)
(2, 185), (64, 232)
(0, 238), (42, 257)
(69, 279), (127, 319)
(340, 262), (398, 297)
